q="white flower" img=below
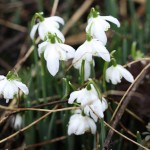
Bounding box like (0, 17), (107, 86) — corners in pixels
(86, 15), (120, 45)
(68, 84), (108, 121)
(11, 114), (22, 130)
(68, 113), (96, 135)
(38, 41), (75, 76)
(30, 16), (65, 42)
(106, 65), (134, 85)
(84, 97), (108, 122)
(73, 39), (110, 80)
(0, 75), (29, 103)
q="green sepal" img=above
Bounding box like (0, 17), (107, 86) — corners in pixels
(6, 71), (21, 81)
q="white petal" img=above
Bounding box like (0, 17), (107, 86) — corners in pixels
(50, 16), (64, 25)
(46, 49), (60, 76)
(117, 65), (134, 83)
(0, 80), (7, 94)
(111, 67), (121, 84)
(3, 81), (17, 99)
(11, 114), (22, 130)
(30, 23), (39, 40)
(55, 44), (67, 60)
(38, 41), (48, 57)
(91, 40), (110, 61)
(44, 18), (59, 29)
(0, 75), (6, 80)
(76, 122), (86, 135)
(38, 23), (46, 40)
(83, 60), (91, 81)
(58, 44), (75, 59)
(68, 91), (80, 104)
(101, 97), (108, 111)
(91, 101), (104, 118)
(6, 99), (10, 103)
(92, 23), (107, 45)
(13, 81), (29, 95)
(44, 44), (54, 60)
(86, 117), (96, 134)
(106, 66), (113, 83)
(97, 17), (110, 31)
(101, 16), (120, 27)
(84, 106), (98, 122)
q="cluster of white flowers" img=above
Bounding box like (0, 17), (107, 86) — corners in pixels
(30, 13), (75, 76)
(68, 84), (108, 135)
(29, 9), (134, 136)
(67, 8), (134, 135)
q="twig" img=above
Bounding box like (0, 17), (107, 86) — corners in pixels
(25, 136), (67, 149)
(51, 0), (59, 16)
(0, 33), (25, 54)
(0, 18), (27, 32)
(104, 63), (150, 148)
(13, 37), (40, 72)
(124, 57), (150, 68)
(0, 105), (78, 113)
(104, 121), (149, 150)
(108, 104), (136, 138)
(0, 106), (58, 144)
(62, 0), (94, 35)
(0, 58), (12, 71)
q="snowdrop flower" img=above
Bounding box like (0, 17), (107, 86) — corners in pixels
(73, 39), (110, 80)
(68, 84), (108, 121)
(84, 97), (108, 122)
(68, 113), (96, 135)
(86, 8), (120, 45)
(38, 39), (75, 76)
(11, 114), (22, 130)
(0, 72), (29, 103)
(106, 65), (134, 85)
(30, 13), (65, 42)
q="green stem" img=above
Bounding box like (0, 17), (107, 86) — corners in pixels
(80, 60), (85, 85)
(88, 79), (102, 99)
(102, 61), (109, 92)
(41, 54), (47, 101)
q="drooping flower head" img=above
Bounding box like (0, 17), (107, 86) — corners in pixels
(68, 110), (96, 135)
(38, 33), (75, 76)
(86, 8), (120, 45)
(0, 71), (29, 103)
(30, 12), (65, 42)
(10, 114), (23, 130)
(68, 84), (108, 121)
(73, 38), (110, 80)
(106, 64), (134, 85)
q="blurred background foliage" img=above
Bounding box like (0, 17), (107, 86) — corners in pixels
(0, 0), (150, 149)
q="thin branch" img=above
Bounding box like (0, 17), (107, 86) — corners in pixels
(0, 18), (27, 32)
(62, 0), (94, 35)
(13, 37), (40, 72)
(123, 57), (150, 68)
(25, 136), (67, 149)
(0, 105), (78, 113)
(51, 0), (59, 16)
(0, 106), (57, 144)
(104, 121), (149, 150)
